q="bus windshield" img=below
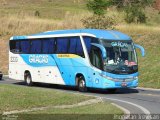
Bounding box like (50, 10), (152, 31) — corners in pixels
(101, 40), (138, 74)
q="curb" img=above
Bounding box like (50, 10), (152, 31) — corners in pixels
(111, 103), (130, 115)
(137, 87), (160, 91)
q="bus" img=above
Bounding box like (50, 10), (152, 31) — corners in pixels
(9, 29), (145, 92)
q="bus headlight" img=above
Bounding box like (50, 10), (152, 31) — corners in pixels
(100, 74), (118, 81)
(133, 76), (138, 79)
(105, 76), (115, 81)
(100, 73), (137, 82)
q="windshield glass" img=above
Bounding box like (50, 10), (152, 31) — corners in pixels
(100, 40), (138, 74)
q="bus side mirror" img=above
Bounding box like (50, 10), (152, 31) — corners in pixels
(134, 44), (145, 57)
(91, 43), (107, 59)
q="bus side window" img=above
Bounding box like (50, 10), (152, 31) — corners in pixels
(20, 40), (30, 54)
(76, 38), (84, 57)
(10, 40), (21, 53)
(56, 37), (69, 54)
(68, 37), (84, 58)
(83, 36), (99, 54)
(83, 36), (91, 53)
(68, 37), (77, 54)
(30, 40), (42, 54)
(56, 37), (84, 58)
(90, 46), (103, 70)
(42, 38), (55, 54)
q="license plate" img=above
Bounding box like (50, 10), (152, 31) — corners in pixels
(121, 82), (127, 87)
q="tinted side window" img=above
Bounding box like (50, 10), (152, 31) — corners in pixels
(10, 37), (85, 56)
(83, 36), (99, 53)
(30, 40), (41, 54)
(56, 37), (69, 53)
(21, 40), (30, 54)
(10, 41), (16, 51)
(76, 38), (84, 57)
(68, 37), (77, 54)
(42, 38), (55, 54)
(56, 37), (84, 57)
(69, 37), (84, 57)
(83, 36), (92, 53)
(10, 40), (21, 53)
(90, 46), (103, 70)
(10, 40), (30, 54)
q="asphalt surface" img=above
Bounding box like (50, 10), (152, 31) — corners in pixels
(1, 76), (160, 116)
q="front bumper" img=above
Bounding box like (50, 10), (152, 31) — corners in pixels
(96, 72), (139, 89)
(102, 79), (138, 89)
(92, 76), (138, 89)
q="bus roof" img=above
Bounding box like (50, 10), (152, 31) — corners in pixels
(11, 29), (131, 41)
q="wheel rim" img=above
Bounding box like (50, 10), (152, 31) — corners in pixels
(79, 80), (85, 88)
(26, 76), (30, 84)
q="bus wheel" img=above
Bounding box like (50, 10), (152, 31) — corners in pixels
(78, 77), (87, 92)
(25, 73), (33, 86)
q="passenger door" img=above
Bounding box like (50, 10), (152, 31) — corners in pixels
(89, 46), (104, 87)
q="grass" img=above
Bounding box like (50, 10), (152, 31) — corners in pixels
(16, 114), (120, 120)
(0, 0), (87, 19)
(17, 103), (123, 120)
(0, 84), (93, 113)
(29, 102), (123, 114)
(0, 84), (123, 120)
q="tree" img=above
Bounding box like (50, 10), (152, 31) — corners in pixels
(87, 0), (110, 16)
(111, 0), (155, 23)
(82, 0), (116, 29)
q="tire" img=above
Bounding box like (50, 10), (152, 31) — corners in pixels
(78, 77), (87, 92)
(108, 88), (117, 93)
(25, 73), (33, 86)
(0, 77), (2, 80)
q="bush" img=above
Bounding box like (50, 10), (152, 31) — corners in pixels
(111, 0), (154, 24)
(125, 6), (147, 23)
(81, 15), (116, 29)
(35, 11), (40, 17)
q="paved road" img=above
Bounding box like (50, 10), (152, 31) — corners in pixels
(1, 76), (160, 116)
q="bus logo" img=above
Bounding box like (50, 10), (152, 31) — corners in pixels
(29, 55), (48, 64)
(111, 41), (128, 48)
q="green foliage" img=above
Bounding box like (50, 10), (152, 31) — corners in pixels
(83, 0), (115, 29)
(34, 11), (40, 17)
(111, 0), (154, 8)
(111, 0), (155, 23)
(125, 5), (147, 23)
(87, 0), (111, 16)
(81, 15), (116, 29)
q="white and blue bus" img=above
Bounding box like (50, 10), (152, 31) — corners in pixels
(9, 29), (145, 92)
